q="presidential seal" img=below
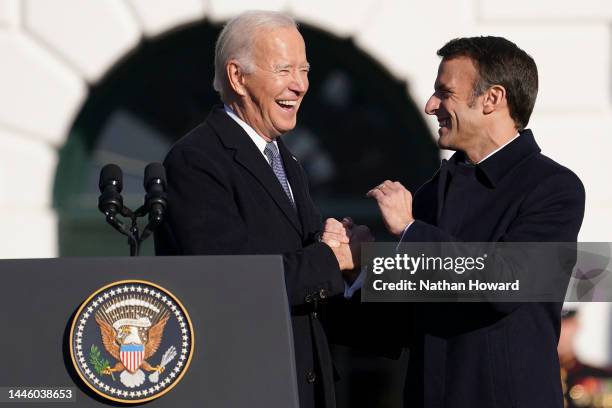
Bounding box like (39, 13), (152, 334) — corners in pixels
(69, 280), (194, 403)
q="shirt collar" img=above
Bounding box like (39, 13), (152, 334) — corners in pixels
(224, 105), (276, 158)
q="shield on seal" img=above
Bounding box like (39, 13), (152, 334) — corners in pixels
(120, 344), (145, 373)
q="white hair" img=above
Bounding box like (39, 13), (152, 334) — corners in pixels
(213, 10), (298, 102)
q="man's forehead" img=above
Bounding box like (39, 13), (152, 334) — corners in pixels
(253, 26), (303, 49)
(250, 29), (308, 69)
(436, 56), (477, 86)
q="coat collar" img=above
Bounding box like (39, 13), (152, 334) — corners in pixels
(446, 129), (541, 188)
(431, 129), (541, 224)
(205, 106), (303, 235)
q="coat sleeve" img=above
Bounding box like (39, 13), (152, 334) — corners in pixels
(155, 146), (344, 307)
(404, 170), (585, 243)
(401, 170), (585, 315)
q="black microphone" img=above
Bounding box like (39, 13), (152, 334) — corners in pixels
(98, 164), (123, 217)
(143, 163), (167, 224)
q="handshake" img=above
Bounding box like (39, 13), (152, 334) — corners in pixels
(321, 180), (415, 281)
(321, 217), (373, 281)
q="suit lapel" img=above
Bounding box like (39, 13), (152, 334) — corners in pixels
(278, 139), (309, 237)
(436, 159), (449, 226)
(207, 108), (302, 234)
(234, 146), (303, 234)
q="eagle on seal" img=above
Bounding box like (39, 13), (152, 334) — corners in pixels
(94, 299), (170, 388)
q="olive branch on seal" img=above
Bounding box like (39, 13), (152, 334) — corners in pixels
(89, 344), (115, 380)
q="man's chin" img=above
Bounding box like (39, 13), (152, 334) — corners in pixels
(437, 135), (450, 150)
(438, 129), (459, 149)
(276, 122), (297, 135)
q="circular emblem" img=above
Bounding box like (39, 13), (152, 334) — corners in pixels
(69, 280), (194, 403)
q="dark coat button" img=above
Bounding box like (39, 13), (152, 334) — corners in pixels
(319, 288), (328, 299)
(306, 370), (316, 383)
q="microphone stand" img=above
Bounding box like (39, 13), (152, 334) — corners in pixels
(101, 207), (140, 256)
(123, 207), (140, 257)
(135, 205), (163, 244)
(115, 204), (163, 257)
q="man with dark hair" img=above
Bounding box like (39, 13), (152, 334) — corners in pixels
(326, 36), (585, 407)
(436, 36), (538, 131)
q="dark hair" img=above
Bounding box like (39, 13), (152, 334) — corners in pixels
(437, 36), (538, 130)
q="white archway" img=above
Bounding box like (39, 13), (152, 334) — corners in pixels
(0, 0), (436, 258)
(1, 0), (611, 252)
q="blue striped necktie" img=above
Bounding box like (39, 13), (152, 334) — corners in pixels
(264, 143), (295, 208)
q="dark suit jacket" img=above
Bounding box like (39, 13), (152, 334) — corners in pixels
(401, 130), (585, 407)
(155, 107), (345, 408)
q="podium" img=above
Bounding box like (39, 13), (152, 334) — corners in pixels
(0, 255), (300, 407)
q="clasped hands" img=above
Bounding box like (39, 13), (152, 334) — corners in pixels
(321, 217), (371, 282)
(321, 180), (414, 280)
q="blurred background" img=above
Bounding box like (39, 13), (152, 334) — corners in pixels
(1, 0), (611, 406)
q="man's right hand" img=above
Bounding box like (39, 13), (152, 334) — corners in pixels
(321, 218), (353, 271)
(321, 218), (373, 276)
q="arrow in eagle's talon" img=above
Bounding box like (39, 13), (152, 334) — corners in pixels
(102, 367), (116, 381)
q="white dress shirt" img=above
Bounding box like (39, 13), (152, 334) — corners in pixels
(224, 105), (294, 201)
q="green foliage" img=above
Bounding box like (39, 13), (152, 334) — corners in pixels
(89, 344), (110, 374)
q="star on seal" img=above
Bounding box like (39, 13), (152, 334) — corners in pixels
(69, 280), (194, 403)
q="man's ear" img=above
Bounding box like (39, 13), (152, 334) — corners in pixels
(483, 85), (506, 114)
(226, 60), (248, 97)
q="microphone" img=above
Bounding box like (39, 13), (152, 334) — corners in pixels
(143, 163), (167, 225)
(97, 162), (167, 255)
(98, 164), (123, 217)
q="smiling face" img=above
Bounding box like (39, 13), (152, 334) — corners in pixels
(424, 56), (484, 154)
(237, 26), (309, 140)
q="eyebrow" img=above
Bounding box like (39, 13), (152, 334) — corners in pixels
(435, 83), (451, 92)
(273, 62), (311, 71)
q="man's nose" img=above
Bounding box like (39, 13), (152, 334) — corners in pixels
(424, 95), (439, 116)
(289, 72), (308, 94)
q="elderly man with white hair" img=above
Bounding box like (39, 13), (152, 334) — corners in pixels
(155, 10), (367, 408)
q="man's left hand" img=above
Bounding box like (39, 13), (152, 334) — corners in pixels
(367, 180), (414, 237)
